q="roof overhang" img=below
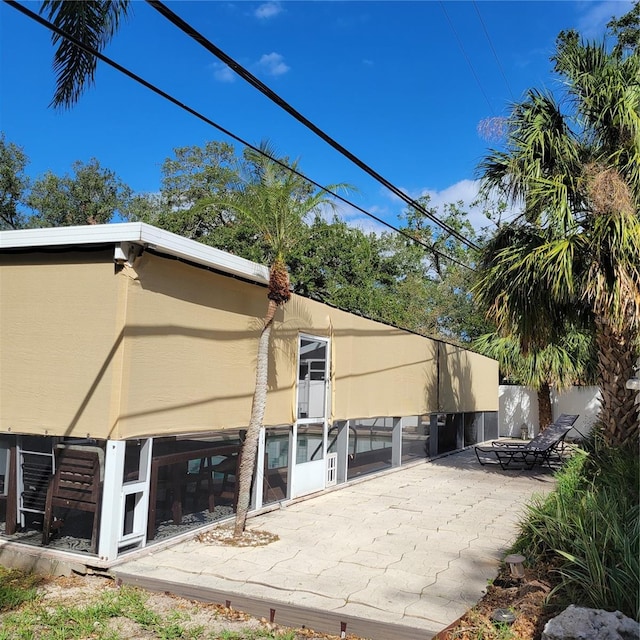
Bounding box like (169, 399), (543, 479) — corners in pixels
(0, 222), (270, 285)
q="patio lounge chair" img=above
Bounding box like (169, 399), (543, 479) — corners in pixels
(475, 414), (579, 470)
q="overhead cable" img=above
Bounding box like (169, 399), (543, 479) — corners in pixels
(472, 0), (515, 102)
(5, 0), (475, 272)
(439, 1), (495, 114)
(146, 0), (480, 252)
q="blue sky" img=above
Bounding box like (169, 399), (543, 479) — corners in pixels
(0, 0), (633, 234)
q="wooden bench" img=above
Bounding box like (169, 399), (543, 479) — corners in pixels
(42, 446), (103, 553)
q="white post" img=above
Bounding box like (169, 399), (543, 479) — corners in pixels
(98, 440), (125, 562)
(391, 417), (402, 467)
(252, 428), (265, 511)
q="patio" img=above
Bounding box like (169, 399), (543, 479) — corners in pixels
(114, 448), (557, 640)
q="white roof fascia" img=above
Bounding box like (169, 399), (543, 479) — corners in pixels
(0, 222), (270, 285)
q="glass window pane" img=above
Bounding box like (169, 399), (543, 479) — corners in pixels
(263, 427), (290, 505)
(296, 423), (324, 464)
(347, 419), (393, 480)
(297, 337), (328, 420)
(402, 415), (430, 462)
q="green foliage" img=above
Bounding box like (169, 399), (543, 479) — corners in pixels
(608, 1), (640, 55)
(26, 158), (132, 227)
(0, 135), (135, 230)
(396, 196), (491, 341)
(0, 134), (30, 230)
(221, 141), (348, 267)
(160, 141), (240, 209)
(512, 433), (640, 620)
(473, 327), (597, 390)
(40, 0), (132, 109)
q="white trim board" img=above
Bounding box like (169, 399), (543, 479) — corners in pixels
(0, 222), (270, 285)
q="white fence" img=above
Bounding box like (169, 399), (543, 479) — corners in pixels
(499, 385), (601, 440)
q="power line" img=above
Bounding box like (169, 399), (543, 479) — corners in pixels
(146, 0), (480, 252)
(5, 0), (476, 272)
(439, 1), (495, 114)
(472, 0), (515, 102)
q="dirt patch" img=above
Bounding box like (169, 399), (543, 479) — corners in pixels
(197, 526), (280, 547)
(435, 564), (561, 639)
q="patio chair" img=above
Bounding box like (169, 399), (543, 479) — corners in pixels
(42, 445), (103, 553)
(490, 414), (579, 449)
(475, 414), (579, 470)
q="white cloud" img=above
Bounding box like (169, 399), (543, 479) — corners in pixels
(255, 2), (282, 19)
(577, 0), (634, 38)
(338, 202), (390, 235)
(257, 52), (290, 76)
(212, 62), (235, 83)
(319, 179), (523, 240)
(381, 179), (522, 236)
(310, 199), (389, 236)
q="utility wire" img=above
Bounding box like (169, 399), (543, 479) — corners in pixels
(472, 0), (515, 102)
(5, 0), (475, 272)
(439, 1), (495, 114)
(146, 0), (480, 252)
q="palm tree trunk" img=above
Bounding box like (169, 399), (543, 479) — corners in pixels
(234, 299), (277, 537)
(537, 382), (553, 431)
(595, 317), (639, 448)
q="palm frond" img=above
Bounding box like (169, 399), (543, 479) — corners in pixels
(40, 0), (131, 109)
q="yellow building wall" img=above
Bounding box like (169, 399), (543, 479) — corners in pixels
(0, 251), (122, 438)
(1, 249), (498, 440)
(438, 342), (499, 413)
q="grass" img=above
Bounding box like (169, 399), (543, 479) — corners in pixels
(0, 567), (308, 639)
(0, 569), (43, 613)
(511, 430), (640, 621)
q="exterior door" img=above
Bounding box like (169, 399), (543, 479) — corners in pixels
(292, 336), (329, 498)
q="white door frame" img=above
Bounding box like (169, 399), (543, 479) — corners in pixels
(291, 334), (331, 498)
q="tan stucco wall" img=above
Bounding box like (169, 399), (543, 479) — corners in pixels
(115, 253), (270, 438)
(438, 342), (499, 413)
(0, 251), (122, 438)
(297, 300), (440, 420)
(1, 249), (498, 439)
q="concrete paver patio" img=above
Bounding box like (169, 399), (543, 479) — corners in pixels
(114, 449), (556, 639)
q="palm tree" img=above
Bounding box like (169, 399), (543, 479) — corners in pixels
(40, 0), (131, 109)
(474, 25), (640, 447)
(474, 330), (596, 431)
(216, 143), (346, 537)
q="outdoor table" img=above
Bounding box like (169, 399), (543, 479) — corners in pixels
(147, 441), (241, 540)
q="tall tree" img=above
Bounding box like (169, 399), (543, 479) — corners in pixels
(40, 0), (131, 109)
(27, 158), (132, 227)
(0, 134), (30, 230)
(395, 197), (491, 342)
(209, 143), (347, 537)
(474, 13), (640, 447)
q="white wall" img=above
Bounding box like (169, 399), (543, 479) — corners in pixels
(499, 386), (537, 438)
(499, 385), (601, 440)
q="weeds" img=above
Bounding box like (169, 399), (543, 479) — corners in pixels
(0, 571), (320, 639)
